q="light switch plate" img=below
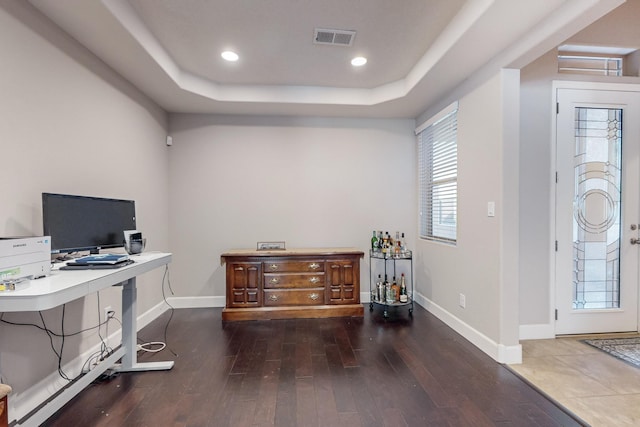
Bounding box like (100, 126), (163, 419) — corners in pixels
(488, 201), (495, 217)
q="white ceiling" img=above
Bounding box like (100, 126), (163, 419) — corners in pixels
(27, 0), (626, 118)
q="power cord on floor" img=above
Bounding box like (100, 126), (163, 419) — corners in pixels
(137, 342), (166, 353)
(134, 265), (177, 357)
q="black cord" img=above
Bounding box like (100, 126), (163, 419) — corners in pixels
(137, 266), (177, 357)
(38, 309), (71, 381)
(1, 264), (178, 378)
(60, 304), (66, 377)
(161, 265), (178, 357)
(0, 312), (112, 337)
(164, 264), (176, 297)
(96, 292), (109, 361)
(0, 293), (117, 382)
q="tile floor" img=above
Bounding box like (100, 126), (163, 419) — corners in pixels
(508, 333), (640, 426)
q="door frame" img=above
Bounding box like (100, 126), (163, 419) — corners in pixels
(550, 80), (640, 336)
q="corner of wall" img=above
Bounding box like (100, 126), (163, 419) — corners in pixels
(519, 323), (555, 340)
(414, 292), (523, 364)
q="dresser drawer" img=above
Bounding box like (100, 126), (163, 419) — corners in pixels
(263, 260), (324, 273)
(264, 273), (325, 289)
(264, 289), (325, 306)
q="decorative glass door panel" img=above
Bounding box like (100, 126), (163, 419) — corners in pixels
(573, 107), (622, 310)
(555, 86), (640, 335)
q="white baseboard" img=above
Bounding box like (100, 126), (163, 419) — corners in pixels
(413, 292), (522, 364)
(9, 301), (169, 425)
(361, 292), (371, 303)
(137, 295), (553, 349)
(138, 300), (171, 329)
(164, 294), (523, 364)
(165, 296), (225, 308)
(519, 323), (555, 340)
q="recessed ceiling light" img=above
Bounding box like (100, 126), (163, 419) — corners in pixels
(221, 51), (239, 62)
(351, 56), (367, 67)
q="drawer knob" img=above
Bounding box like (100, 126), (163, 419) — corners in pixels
(269, 264), (279, 271)
(309, 263), (320, 270)
(269, 278), (279, 284)
(309, 277), (320, 284)
(268, 294), (279, 301)
(309, 293), (320, 301)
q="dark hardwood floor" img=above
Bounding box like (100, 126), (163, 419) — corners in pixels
(44, 305), (583, 427)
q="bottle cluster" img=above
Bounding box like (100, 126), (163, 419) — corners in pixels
(373, 273), (408, 304)
(370, 230), (410, 258)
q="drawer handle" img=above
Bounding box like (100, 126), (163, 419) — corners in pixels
(269, 264), (279, 271)
(268, 294), (279, 301)
(309, 263), (320, 270)
(269, 278), (279, 284)
(309, 277), (320, 284)
(308, 293), (320, 301)
(234, 267), (244, 271)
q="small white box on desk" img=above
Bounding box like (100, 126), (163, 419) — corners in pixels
(0, 236), (51, 282)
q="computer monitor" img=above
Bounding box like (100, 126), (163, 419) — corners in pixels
(42, 193), (136, 254)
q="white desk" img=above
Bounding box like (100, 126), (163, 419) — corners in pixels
(0, 252), (173, 426)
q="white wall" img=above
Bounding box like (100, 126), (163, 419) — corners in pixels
(415, 70), (521, 363)
(518, 51), (556, 331)
(167, 114), (416, 304)
(0, 1), (169, 421)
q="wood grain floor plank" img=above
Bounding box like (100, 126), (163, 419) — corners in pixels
(295, 377), (318, 427)
(274, 342), (297, 426)
(295, 341), (313, 379)
(324, 343), (358, 414)
(252, 359), (280, 425)
(310, 353), (341, 427)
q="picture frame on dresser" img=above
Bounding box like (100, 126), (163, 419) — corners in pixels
(257, 241), (286, 250)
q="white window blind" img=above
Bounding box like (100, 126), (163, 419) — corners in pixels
(417, 103), (458, 242)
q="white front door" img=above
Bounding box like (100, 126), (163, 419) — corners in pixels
(555, 86), (640, 335)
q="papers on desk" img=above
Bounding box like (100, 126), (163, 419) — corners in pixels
(61, 254), (134, 270)
(71, 254), (130, 265)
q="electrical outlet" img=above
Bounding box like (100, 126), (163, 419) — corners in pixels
(459, 293), (466, 308)
(104, 306), (112, 319)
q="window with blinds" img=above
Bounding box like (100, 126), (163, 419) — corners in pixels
(417, 103), (458, 243)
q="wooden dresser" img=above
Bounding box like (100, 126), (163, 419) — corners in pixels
(221, 248), (364, 321)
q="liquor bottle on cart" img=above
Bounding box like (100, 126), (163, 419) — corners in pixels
(399, 274), (408, 303)
(391, 276), (399, 302)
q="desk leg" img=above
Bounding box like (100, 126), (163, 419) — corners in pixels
(113, 277), (174, 372)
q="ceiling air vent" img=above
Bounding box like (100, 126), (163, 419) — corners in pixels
(314, 28), (356, 46)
